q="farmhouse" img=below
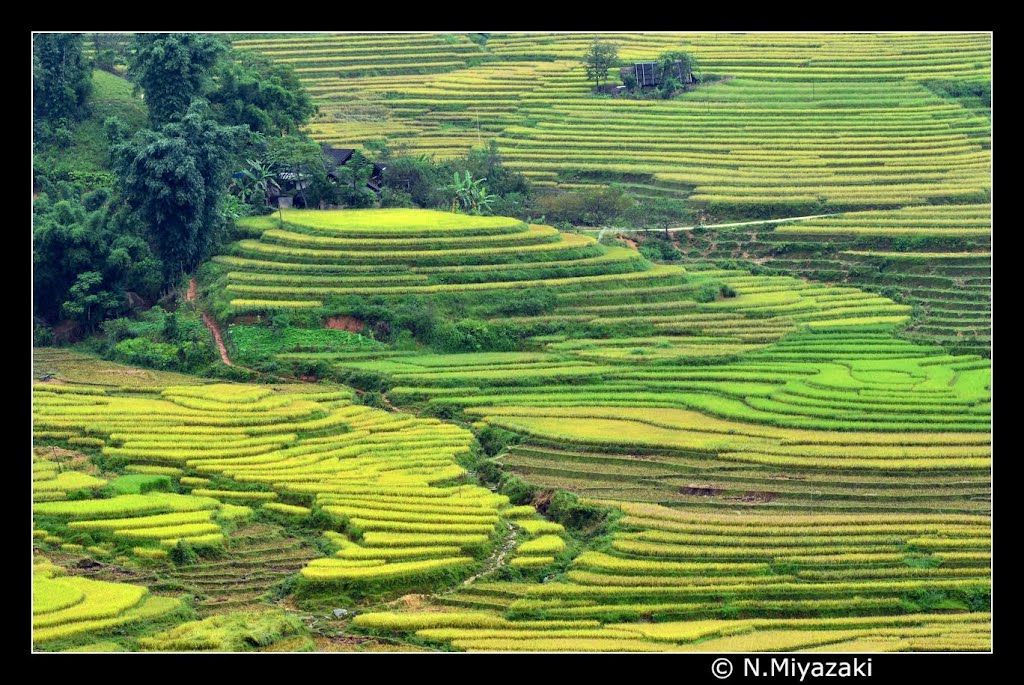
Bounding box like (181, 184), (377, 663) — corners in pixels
(268, 145), (387, 208)
(621, 60), (695, 88)
(321, 145), (387, 193)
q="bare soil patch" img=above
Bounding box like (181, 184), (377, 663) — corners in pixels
(680, 485), (723, 497)
(324, 316), (365, 333)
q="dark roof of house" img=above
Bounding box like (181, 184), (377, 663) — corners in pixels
(322, 145), (355, 167)
(320, 144), (387, 192)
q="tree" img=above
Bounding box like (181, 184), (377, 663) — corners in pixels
(536, 186), (634, 226)
(230, 158), (280, 206)
(334, 150), (378, 209)
(33, 33), (92, 124)
(625, 197), (693, 234)
(127, 33), (227, 127)
(207, 52), (317, 136)
(60, 271), (122, 330)
(110, 102), (248, 281)
(581, 40), (619, 90)
(266, 135), (332, 209)
(380, 154), (447, 208)
(655, 51), (698, 98)
(464, 141), (530, 197)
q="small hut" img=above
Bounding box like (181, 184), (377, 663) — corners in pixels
(266, 146), (387, 208)
(620, 60), (694, 89)
(321, 145), (387, 193)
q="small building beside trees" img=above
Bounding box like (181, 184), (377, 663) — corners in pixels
(618, 52), (700, 97)
(267, 144), (387, 208)
(321, 145), (387, 194)
(622, 60), (695, 89)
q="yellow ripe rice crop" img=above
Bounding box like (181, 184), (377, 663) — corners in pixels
(517, 535), (566, 555)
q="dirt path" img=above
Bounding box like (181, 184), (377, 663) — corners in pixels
(595, 213), (838, 240)
(460, 522), (517, 586)
(203, 311), (235, 367)
(380, 392), (399, 413)
(187, 277), (235, 367)
(620, 213), (840, 234)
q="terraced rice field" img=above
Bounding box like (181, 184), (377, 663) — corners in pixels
(35, 31), (991, 651)
(163, 523), (320, 614)
(212, 209), (915, 336)
(188, 207), (994, 651)
(352, 608), (990, 652)
(237, 33), (990, 211)
(236, 32), (990, 356)
(679, 204), (991, 354)
(33, 555), (186, 647)
(31, 354), (577, 650)
(32, 379), (526, 593)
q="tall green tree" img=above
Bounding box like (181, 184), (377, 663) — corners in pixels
(334, 150), (378, 209)
(33, 33), (92, 123)
(110, 102), (248, 281)
(581, 40), (619, 89)
(266, 134), (333, 209)
(208, 52), (317, 136)
(127, 33), (227, 126)
(464, 141), (530, 197)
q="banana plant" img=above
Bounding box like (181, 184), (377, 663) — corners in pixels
(241, 158), (280, 205)
(445, 170), (498, 215)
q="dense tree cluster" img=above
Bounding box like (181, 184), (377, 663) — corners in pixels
(127, 33), (227, 127)
(109, 103), (249, 280)
(377, 141), (531, 217)
(33, 33), (93, 143)
(33, 187), (162, 332)
(207, 52), (316, 136)
(34, 33), (319, 337)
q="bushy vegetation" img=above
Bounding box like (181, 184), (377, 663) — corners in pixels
(97, 307), (216, 373)
(377, 141), (531, 215)
(33, 187), (162, 337)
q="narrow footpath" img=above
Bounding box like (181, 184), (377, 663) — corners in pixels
(595, 213), (838, 241)
(460, 522), (518, 587)
(186, 278), (235, 368)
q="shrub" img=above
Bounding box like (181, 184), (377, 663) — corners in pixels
(535, 186), (635, 226)
(546, 491), (608, 533)
(360, 391), (388, 409)
(499, 473), (537, 506)
(429, 318), (519, 353)
(380, 187), (415, 208)
(34, 322), (55, 347)
(694, 283), (721, 303)
(639, 239), (681, 262)
(488, 288), (558, 316)
(475, 460), (502, 485)
(111, 337), (180, 369)
(477, 425), (522, 458)
(169, 540), (198, 566)
(965, 587), (991, 612)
